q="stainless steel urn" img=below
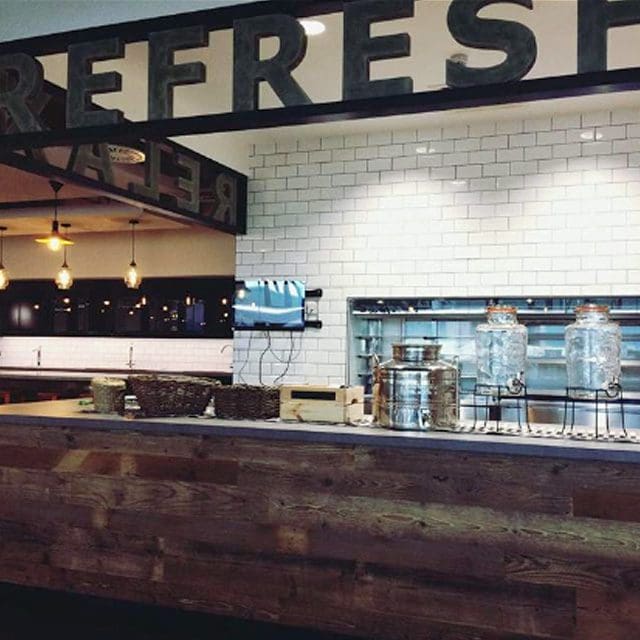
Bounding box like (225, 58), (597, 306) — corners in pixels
(374, 343), (459, 430)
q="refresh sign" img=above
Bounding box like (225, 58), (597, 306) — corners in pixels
(0, 0), (638, 141)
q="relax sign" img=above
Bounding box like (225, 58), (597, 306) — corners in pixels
(0, 0), (639, 144)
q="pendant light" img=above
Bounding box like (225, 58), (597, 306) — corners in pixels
(124, 219), (142, 289)
(35, 180), (74, 251)
(0, 226), (9, 290)
(55, 223), (73, 290)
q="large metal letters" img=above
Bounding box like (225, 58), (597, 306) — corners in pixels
(447, 0), (537, 87)
(233, 14), (311, 111)
(66, 38), (124, 128)
(343, 0), (414, 100)
(148, 26), (208, 120)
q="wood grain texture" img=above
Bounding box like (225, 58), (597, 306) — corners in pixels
(0, 422), (639, 638)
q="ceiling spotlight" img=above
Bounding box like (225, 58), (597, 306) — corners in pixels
(36, 180), (74, 251)
(299, 19), (326, 36)
(107, 144), (146, 164)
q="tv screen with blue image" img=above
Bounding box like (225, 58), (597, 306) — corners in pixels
(233, 280), (305, 330)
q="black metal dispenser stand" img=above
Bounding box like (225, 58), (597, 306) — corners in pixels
(472, 382), (530, 433)
(562, 383), (627, 438)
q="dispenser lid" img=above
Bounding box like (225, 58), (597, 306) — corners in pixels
(392, 342), (441, 363)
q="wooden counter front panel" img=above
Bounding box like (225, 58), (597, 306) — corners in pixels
(0, 423), (638, 638)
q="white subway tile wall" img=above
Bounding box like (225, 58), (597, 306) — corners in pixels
(0, 336), (233, 373)
(236, 109), (640, 386)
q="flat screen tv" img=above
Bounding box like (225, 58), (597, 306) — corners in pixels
(233, 280), (305, 330)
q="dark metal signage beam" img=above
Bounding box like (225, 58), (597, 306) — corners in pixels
(1, 67), (639, 152)
(0, 0), (639, 154)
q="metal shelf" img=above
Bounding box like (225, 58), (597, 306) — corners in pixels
(530, 358), (640, 367)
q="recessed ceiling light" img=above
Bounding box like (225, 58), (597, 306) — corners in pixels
(300, 19), (326, 36)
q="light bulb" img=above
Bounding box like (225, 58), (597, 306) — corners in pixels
(55, 265), (73, 290)
(299, 19), (325, 35)
(0, 267), (9, 290)
(47, 235), (62, 252)
(125, 262), (142, 289)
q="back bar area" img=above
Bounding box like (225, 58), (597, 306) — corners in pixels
(349, 295), (640, 429)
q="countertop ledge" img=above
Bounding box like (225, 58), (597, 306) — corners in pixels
(0, 368), (231, 380)
(0, 399), (639, 463)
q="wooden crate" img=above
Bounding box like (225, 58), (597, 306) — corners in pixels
(280, 385), (364, 424)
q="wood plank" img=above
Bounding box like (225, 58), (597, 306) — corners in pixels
(506, 552), (640, 592)
(573, 488), (640, 523)
(0, 443), (66, 470)
(238, 460), (572, 515)
(266, 492), (640, 563)
(351, 613), (557, 640)
(131, 454), (239, 485)
(575, 589), (640, 639)
(353, 567), (575, 639)
(0, 466), (266, 518)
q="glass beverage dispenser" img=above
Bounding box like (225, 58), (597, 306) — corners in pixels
(475, 306), (528, 393)
(565, 304), (621, 398)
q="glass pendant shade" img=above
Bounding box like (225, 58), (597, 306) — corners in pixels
(124, 261), (142, 289)
(125, 219), (142, 289)
(55, 238), (73, 290)
(0, 267), (9, 291)
(36, 181), (74, 251)
(0, 227), (9, 290)
(55, 262), (73, 290)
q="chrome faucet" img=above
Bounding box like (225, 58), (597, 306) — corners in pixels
(127, 344), (135, 370)
(33, 346), (42, 368)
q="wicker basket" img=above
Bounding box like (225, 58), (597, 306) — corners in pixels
(212, 385), (280, 420)
(128, 375), (218, 417)
(91, 377), (127, 414)
(212, 385), (238, 419)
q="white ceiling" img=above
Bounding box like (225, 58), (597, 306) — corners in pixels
(0, 0), (266, 42)
(0, 164), (187, 236)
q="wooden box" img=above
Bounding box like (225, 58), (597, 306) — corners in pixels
(280, 385), (364, 424)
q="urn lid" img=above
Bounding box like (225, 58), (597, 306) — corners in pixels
(392, 342), (441, 363)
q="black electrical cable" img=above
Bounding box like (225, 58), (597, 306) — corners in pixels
(236, 331), (254, 384)
(273, 331), (297, 385)
(258, 331), (271, 385)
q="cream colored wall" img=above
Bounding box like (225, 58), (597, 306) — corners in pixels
(1, 228), (235, 280)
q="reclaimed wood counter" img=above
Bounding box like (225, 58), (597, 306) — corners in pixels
(0, 400), (639, 639)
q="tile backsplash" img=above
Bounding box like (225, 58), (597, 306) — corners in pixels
(0, 336), (233, 373)
(235, 106), (640, 386)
